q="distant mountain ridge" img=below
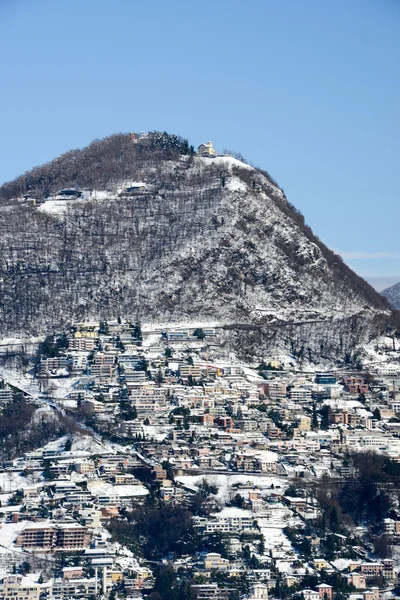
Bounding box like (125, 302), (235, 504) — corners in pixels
(0, 132), (396, 362)
(381, 282), (400, 310)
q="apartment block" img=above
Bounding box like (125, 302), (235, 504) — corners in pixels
(16, 522), (90, 551)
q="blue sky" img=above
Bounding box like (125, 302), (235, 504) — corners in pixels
(0, 0), (399, 289)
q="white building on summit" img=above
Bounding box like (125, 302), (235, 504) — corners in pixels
(197, 141), (216, 157)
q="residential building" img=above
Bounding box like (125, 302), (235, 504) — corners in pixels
(204, 553), (229, 571)
(0, 575), (41, 600)
(197, 142), (216, 157)
(343, 376), (369, 395)
(16, 522), (90, 551)
(264, 379), (287, 400)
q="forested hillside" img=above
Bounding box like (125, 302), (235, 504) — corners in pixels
(0, 132), (396, 361)
(382, 282), (400, 310)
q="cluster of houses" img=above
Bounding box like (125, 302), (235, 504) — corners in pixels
(1, 321), (400, 599)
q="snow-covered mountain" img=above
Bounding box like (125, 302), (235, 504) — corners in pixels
(381, 282), (400, 310)
(0, 132), (396, 361)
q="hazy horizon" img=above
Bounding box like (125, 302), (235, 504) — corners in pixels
(365, 275), (400, 292)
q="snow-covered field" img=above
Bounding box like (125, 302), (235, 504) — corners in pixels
(37, 189), (114, 216)
(176, 473), (288, 504)
(38, 199), (71, 215)
(0, 521), (26, 554)
(142, 424), (173, 442)
(258, 504), (298, 555)
(87, 480), (148, 498)
(0, 365), (39, 398)
(0, 471), (35, 494)
(41, 434), (117, 457)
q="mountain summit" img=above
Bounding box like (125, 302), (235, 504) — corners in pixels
(381, 282), (400, 310)
(0, 132), (395, 361)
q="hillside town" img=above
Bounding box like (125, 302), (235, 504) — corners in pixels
(0, 321), (400, 600)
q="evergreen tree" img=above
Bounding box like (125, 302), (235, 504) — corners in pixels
(373, 408), (381, 421)
(320, 405), (330, 430)
(193, 328), (205, 340)
(132, 320), (143, 341)
(329, 506), (339, 532)
(99, 321), (109, 335)
(312, 403), (319, 429)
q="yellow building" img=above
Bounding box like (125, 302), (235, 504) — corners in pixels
(75, 330), (99, 339)
(197, 141), (216, 157)
(227, 567), (245, 578)
(204, 553), (229, 570)
(298, 415), (311, 431)
(267, 360), (281, 369)
(313, 558), (328, 570)
(136, 567), (152, 579)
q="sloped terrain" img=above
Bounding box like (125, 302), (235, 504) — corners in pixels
(0, 132), (395, 360)
(381, 282), (400, 310)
